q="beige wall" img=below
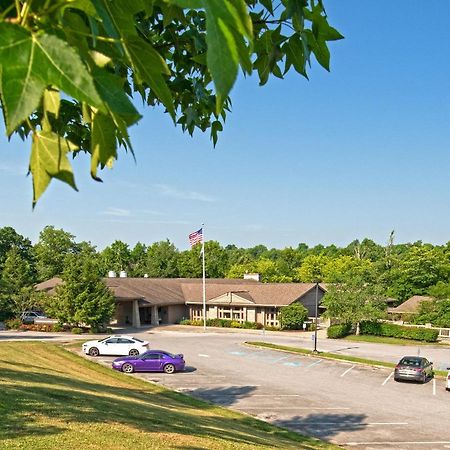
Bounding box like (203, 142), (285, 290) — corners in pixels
(167, 304), (188, 323)
(115, 301), (133, 326)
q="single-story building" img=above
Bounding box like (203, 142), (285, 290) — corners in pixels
(36, 275), (326, 328)
(388, 295), (433, 318)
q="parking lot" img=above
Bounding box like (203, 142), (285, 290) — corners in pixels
(83, 329), (450, 450)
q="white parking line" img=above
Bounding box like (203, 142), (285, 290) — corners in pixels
(340, 365), (355, 377)
(305, 360), (322, 369)
(382, 371), (394, 385)
(198, 354), (209, 357)
(433, 378), (436, 395)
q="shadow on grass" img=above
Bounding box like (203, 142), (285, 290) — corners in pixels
(0, 366), (309, 448)
(189, 385), (257, 406)
(274, 413), (368, 440)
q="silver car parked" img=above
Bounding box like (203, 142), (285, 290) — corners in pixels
(394, 356), (434, 383)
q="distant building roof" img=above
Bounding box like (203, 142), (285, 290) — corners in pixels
(389, 295), (433, 314)
(35, 277), (326, 307)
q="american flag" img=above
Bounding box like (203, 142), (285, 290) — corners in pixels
(188, 228), (203, 247)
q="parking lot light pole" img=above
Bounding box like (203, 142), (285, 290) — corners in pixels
(313, 281), (319, 353)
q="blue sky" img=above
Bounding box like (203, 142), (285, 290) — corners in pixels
(1, 1), (449, 251)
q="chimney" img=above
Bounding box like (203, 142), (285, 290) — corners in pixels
(244, 273), (260, 282)
(119, 270), (127, 278)
(108, 271), (116, 278)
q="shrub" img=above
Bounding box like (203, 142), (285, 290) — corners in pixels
(71, 327), (83, 334)
(327, 323), (352, 339)
(279, 303), (309, 330)
(53, 323), (64, 332)
(5, 318), (22, 330)
(264, 325), (280, 331)
(179, 319), (191, 325)
(360, 321), (439, 342)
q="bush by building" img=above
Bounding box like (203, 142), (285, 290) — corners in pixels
(278, 303), (309, 330)
(360, 321), (439, 342)
(327, 323), (352, 339)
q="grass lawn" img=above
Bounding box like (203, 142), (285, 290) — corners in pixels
(0, 342), (338, 450)
(343, 334), (447, 346)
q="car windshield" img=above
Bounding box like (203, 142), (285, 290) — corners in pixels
(400, 358), (422, 367)
(98, 336), (112, 343)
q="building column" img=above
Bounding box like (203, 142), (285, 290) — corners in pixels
(151, 305), (159, 326)
(132, 300), (141, 328)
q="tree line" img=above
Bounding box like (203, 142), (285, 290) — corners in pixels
(0, 225), (449, 324)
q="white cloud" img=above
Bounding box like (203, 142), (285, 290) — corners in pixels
(0, 163), (25, 176)
(154, 184), (216, 202)
(100, 207), (131, 217)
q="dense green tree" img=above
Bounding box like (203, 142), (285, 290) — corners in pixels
(34, 226), (78, 281)
(145, 240), (179, 278)
(100, 240), (131, 275)
(48, 255), (115, 329)
(322, 256), (376, 283)
(294, 254), (331, 282)
(0, 226), (33, 270)
(413, 298), (450, 328)
(0, 1), (341, 204)
(1, 246), (35, 293)
(129, 242), (148, 277)
(322, 277), (387, 332)
(279, 303), (308, 330)
(387, 245), (449, 301)
(428, 281), (450, 300)
(178, 246), (202, 278)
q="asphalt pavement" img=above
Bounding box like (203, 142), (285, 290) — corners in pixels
(2, 327), (450, 449)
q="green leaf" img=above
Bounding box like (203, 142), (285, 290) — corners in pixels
(30, 131), (78, 206)
(284, 34), (307, 77)
(90, 111), (117, 180)
(0, 23), (103, 134)
(203, 0), (253, 113)
(168, 0), (203, 8)
(92, 68), (141, 126)
(127, 37), (175, 118)
(43, 88), (60, 119)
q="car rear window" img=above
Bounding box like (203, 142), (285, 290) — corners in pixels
(132, 337), (144, 343)
(400, 358), (422, 366)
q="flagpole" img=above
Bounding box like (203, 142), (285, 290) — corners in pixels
(202, 223), (206, 331)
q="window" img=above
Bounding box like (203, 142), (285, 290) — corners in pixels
(265, 307), (279, 327)
(191, 306), (204, 320)
(218, 307), (232, 319)
(118, 338), (133, 344)
(143, 353), (162, 360)
(105, 338), (119, 344)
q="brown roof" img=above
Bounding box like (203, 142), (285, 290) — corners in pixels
(183, 282), (323, 306)
(389, 295), (433, 314)
(34, 277), (62, 294)
(35, 276), (325, 307)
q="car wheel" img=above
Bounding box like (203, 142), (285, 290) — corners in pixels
(122, 363), (134, 373)
(421, 373), (427, 384)
(163, 363), (175, 374)
(129, 349), (139, 356)
(88, 347), (99, 357)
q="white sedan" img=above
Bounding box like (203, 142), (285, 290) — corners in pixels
(82, 335), (149, 357)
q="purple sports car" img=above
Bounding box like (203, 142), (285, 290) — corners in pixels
(112, 350), (185, 374)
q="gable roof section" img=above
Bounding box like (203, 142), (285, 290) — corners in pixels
(182, 282), (322, 306)
(389, 295), (433, 314)
(208, 291), (256, 305)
